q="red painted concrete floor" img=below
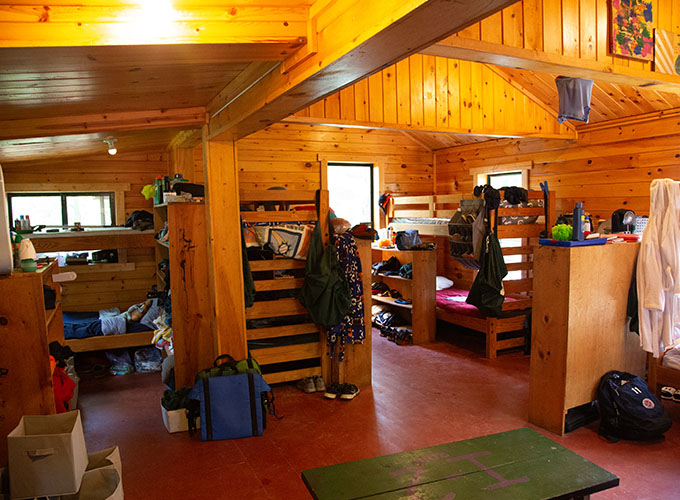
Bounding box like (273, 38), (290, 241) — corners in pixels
(78, 328), (680, 499)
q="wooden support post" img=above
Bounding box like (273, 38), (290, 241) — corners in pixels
(203, 130), (247, 360)
(486, 319), (498, 360)
(335, 238), (373, 387)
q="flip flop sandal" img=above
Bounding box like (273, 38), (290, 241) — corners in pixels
(660, 386), (676, 400)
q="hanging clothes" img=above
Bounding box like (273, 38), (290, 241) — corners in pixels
(637, 179), (680, 357)
(555, 76), (594, 123)
(327, 233), (365, 361)
(466, 230), (508, 318)
(299, 220), (351, 328)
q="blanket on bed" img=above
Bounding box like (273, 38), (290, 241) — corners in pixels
(63, 299), (158, 340)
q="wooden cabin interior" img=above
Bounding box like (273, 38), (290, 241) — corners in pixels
(2, 0), (680, 498)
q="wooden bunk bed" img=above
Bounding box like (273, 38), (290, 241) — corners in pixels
(647, 348), (680, 398)
(385, 190), (556, 358)
(30, 231), (158, 353)
(240, 189), (330, 385)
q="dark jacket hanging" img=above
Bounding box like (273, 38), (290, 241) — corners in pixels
(466, 230), (508, 318)
(299, 218), (351, 327)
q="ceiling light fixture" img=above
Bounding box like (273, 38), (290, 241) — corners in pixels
(104, 138), (118, 156)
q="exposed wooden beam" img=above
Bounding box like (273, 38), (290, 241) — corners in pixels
(208, 0), (521, 141)
(0, 4), (308, 47)
(421, 37), (680, 95)
(0, 107), (206, 140)
(207, 61), (279, 117)
(281, 115), (575, 140)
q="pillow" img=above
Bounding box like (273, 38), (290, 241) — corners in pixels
(243, 223), (271, 248)
(140, 298), (159, 330)
(267, 224), (313, 259)
(436, 276), (454, 290)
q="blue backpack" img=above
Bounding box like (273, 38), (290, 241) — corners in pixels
(597, 370), (672, 442)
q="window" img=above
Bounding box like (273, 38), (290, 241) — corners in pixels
(487, 171), (523, 189)
(8, 192), (115, 228)
(327, 163), (374, 227)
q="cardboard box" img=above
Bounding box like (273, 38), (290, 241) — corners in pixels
(161, 404), (198, 433)
(61, 468), (123, 500)
(61, 446), (124, 500)
(8, 410), (88, 499)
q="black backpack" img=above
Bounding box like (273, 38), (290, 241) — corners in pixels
(597, 370), (672, 441)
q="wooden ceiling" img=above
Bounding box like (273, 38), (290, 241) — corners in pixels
(3, 0), (680, 162)
(494, 66), (680, 125)
(0, 45), (299, 121)
(0, 43), (300, 163)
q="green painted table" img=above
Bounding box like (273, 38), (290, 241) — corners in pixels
(301, 428), (618, 500)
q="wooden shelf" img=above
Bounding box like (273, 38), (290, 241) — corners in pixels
(45, 306), (60, 328)
(372, 295), (413, 309)
(372, 272), (411, 281)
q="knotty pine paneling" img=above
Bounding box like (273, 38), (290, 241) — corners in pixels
(435, 133), (680, 224)
(295, 54), (572, 139)
(235, 123), (434, 195)
(455, 0), (680, 72)
(3, 149), (167, 312)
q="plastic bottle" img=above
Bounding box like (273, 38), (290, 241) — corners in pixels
(25, 215), (30, 231)
(572, 202), (585, 241)
(154, 176), (163, 205)
(19, 215), (25, 231)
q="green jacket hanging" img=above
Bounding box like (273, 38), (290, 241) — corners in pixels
(299, 220), (351, 327)
(241, 220), (256, 308)
(466, 229), (507, 318)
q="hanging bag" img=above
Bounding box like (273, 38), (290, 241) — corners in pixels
(466, 226), (508, 318)
(299, 191), (351, 327)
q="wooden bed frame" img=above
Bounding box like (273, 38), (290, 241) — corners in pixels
(647, 349), (680, 397)
(64, 330), (155, 353)
(386, 190), (556, 358)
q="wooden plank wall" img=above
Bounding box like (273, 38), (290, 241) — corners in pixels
(231, 123), (434, 195)
(3, 149), (167, 312)
(295, 55), (572, 138)
(455, 0), (680, 72)
(434, 131), (680, 223)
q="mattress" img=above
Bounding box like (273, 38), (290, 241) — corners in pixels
(436, 288), (517, 318)
(63, 311), (149, 340)
(391, 217), (449, 225)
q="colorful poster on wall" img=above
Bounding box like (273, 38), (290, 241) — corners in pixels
(654, 29), (680, 74)
(611, 0), (653, 60)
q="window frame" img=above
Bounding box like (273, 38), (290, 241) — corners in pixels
(8, 191), (117, 228)
(326, 161), (375, 228)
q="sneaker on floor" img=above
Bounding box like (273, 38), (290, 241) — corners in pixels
(324, 382), (342, 399)
(313, 376), (326, 392)
(340, 383), (360, 400)
(674, 390), (680, 404)
(660, 386), (676, 400)
(296, 377), (316, 393)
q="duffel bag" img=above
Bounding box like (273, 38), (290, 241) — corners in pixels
(194, 354), (261, 382)
(188, 372), (272, 441)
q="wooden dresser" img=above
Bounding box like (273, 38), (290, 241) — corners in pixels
(0, 259), (61, 466)
(529, 243), (646, 435)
